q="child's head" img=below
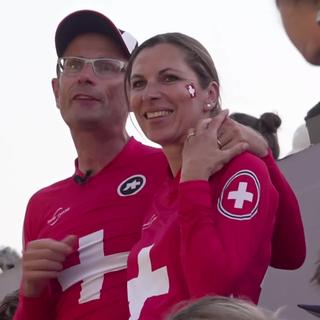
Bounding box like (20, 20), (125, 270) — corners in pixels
(168, 296), (279, 320)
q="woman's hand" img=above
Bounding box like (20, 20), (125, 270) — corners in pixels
(181, 110), (248, 182)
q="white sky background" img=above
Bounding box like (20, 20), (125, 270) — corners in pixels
(1, 0), (320, 252)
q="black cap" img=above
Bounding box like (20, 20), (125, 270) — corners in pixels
(55, 10), (138, 57)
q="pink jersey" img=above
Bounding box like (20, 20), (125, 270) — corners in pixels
(127, 152), (279, 320)
(14, 138), (168, 320)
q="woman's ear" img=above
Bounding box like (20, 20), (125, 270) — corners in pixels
(208, 81), (219, 105)
(51, 78), (60, 109)
(203, 81), (219, 112)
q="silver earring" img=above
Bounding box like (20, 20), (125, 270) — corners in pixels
(207, 103), (212, 109)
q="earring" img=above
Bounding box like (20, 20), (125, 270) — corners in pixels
(206, 102), (217, 111)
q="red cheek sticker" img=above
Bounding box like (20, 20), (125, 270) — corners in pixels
(185, 83), (196, 98)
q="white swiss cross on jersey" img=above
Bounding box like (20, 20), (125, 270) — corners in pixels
(127, 244), (169, 320)
(217, 169), (260, 220)
(58, 230), (129, 304)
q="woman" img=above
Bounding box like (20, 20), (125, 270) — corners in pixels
(124, 32), (282, 320)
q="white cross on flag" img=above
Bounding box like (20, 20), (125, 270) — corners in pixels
(217, 170), (260, 220)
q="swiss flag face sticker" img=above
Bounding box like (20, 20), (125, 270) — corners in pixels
(217, 170), (260, 220)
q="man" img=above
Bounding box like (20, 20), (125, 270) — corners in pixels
(14, 10), (168, 320)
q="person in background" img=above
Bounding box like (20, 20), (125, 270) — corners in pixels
(0, 290), (19, 320)
(305, 101), (320, 144)
(276, 2), (320, 318)
(276, 0), (320, 65)
(230, 112), (281, 159)
(305, 101), (320, 121)
(124, 31), (291, 320)
(0, 247), (20, 273)
(290, 123), (311, 154)
(288, 101), (320, 155)
(167, 296), (280, 320)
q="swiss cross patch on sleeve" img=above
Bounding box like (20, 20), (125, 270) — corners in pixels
(217, 170), (260, 221)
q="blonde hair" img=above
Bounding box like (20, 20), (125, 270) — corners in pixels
(167, 296), (280, 320)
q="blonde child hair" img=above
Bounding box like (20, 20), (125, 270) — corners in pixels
(168, 296), (280, 320)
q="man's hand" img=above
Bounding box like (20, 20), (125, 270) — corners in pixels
(218, 117), (268, 157)
(22, 235), (77, 297)
(181, 111), (248, 182)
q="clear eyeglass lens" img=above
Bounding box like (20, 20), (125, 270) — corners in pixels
(63, 58), (84, 73)
(59, 57), (124, 76)
(94, 60), (122, 74)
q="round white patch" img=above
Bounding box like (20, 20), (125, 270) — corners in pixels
(117, 175), (146, 197)
(217, 170), (260, 220)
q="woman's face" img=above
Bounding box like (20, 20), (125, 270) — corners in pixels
(128, 43), (218, 147)
(278, 0), (320, 65)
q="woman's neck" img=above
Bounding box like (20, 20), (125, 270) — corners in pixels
(162, 144), (183, 177)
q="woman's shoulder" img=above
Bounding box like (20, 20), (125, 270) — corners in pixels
(215, 151), (269, 182)
(229, 151), (267, 168)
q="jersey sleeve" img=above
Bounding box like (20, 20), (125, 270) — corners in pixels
(262, 150), (306, 269)
(14, 292), (56, 320)
(177, 153), (278, 301)
(14, 196), (57, 320)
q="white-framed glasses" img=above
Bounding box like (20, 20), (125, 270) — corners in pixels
(57, 56), (127, 77)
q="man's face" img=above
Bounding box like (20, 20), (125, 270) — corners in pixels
(52, 33), (129, 132)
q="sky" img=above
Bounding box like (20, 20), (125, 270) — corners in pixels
(1, 0), (320, 252)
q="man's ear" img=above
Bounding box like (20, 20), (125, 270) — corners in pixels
(51, 78), (60, 109)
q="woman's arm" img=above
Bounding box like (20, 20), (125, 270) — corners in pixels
(179, 152), (278, 303)
(262, 151), (306, 269)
